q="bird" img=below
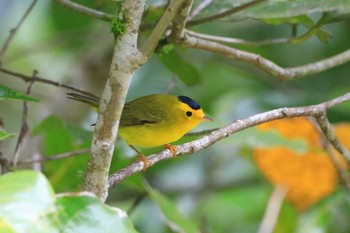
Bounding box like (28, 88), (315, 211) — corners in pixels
(67, 93), (211, 169)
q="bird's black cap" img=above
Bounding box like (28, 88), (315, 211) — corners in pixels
(178, 95), (201, 110)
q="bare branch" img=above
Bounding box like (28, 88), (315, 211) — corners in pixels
(170, 0), (194, 41)
(185, 24), (327, 46)
(0, 0), (38, 64)
(52, 0), (115, 21)
(182, 34), (350, 80)
(0, 67), (98, 99)
(187, 0), (267, 26)
(188, 0), (213, 20)
(315, 114), (350, 162)
(140, 0), (186, 57)
(326, 146), (350, 190)
(12, 71), (36, 167)
(19, 148), (90, 165)
(108, 92), (350, 187)
(185, 29), (290, 46)
(258, 186), (287, 233)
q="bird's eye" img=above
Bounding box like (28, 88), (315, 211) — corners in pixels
(186, 111), (192, 117)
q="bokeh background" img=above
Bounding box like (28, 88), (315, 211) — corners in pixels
(1, 0), (350, 232)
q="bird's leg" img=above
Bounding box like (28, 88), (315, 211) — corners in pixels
(129, 145), (150, 171)
(164, 144), (177, 157)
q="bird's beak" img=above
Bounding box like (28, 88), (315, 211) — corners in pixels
(203, 115), (213, 121)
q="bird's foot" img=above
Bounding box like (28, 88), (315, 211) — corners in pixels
(164, 144), (177, 157)
(136, 154), (150, 171)
(129, 144), (150, 171)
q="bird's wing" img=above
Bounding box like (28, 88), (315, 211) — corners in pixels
(120, 103), (167, 126)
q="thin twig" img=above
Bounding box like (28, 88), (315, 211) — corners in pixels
(315, 114), (350, 162)
(188, 0), (213, 20)
(0, 0), (38, 64)
(52, 0), (115, 22)
(185, 29), (290, 46)
(326, 146), (350, 190)
(108, 92), (350, 187)
(12, 72), (36, 167)
(19, 148), (90, 165)
(0, 67), (98, 98)
(187, 0), (267, 26)
(182, 34), (350, 80)
(257, 186), (288, 233)
(309, 116), (350, 190)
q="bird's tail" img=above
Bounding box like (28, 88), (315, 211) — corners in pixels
(66, 93), (100, 109)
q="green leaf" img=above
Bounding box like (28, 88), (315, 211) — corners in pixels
(33, 115), (92, 192)
(146, 184), (200, 233)
(56, 194), (138, 233)
(0, 129), (15, 141)
(195, 186), (270, 232)
(157, 50), (201, 86)
(315, 29), (333, 43)
(274, 203), (298, 233)
(0, 84), (40, 102)
(33, 115), (91, 155)
(0, 170), (139, 233)
(196, 0), (350, 21)
(0, 170), (58, 233)
(0, 218), (17, 233)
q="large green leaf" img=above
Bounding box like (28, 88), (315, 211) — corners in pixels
(194, 0), (350, 21)
(0, 84), (39, 102)
(0, 170), (58, 233)
(146, 184), (200, 233)
(56, 195), (138, 233)
(0, 170), (139, 233)
(157, 50), (201, 86)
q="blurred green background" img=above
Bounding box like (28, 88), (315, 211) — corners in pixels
(1, 0), (350, 232)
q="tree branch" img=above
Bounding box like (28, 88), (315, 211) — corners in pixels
(184, 29), (290, 46)
(52, 0), (115, 22)
(0, 67), (98, 99)
(170, 0), (194, 41)
(0, 0), (38, 64)
(82, 0), (146, 202)
(140, 0), (186, 57)
(12, 72), (36, 167)
(19, 148), (89, 165)
(181, 34), (350, 80)
(315, 114), (350, 162)
(108, 92), (350, 188)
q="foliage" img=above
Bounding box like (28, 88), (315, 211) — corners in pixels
(0, 0), (350, 232)
(0, 84), (39, 102)
(0, 170), (138, 233)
